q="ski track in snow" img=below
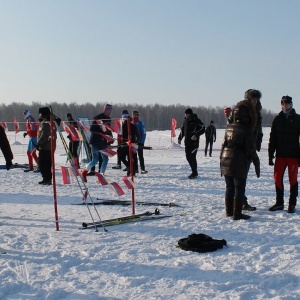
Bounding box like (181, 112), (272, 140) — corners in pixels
(1, 128), (300, 299)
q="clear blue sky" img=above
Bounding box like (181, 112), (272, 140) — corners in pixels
(0, 0), (299, 112)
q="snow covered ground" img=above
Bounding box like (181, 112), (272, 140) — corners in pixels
(1, 127), (300, 300)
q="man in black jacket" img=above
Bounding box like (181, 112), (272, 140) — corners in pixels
(178, 108), (205, 179)
(0, 125), (13, 170)
(204, 120), (216, 157)
(268, 95), (300, 213)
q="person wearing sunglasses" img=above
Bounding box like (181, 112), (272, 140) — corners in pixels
(268, 96), (300, 213)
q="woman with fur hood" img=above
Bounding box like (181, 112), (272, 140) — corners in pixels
(220, 100), (260, 220)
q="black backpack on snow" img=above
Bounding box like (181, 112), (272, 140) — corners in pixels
(178, 233), (227, 253)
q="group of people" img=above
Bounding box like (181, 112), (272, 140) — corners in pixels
(77, 104), (148, 182)
(178, 89), (300, 219)
(1, 104), (149, 185)
(1, 93), (300, 217)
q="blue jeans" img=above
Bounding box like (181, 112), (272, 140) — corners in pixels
(86, 145), (100, 171)
(224, 176), (246, 204)
(99, 153), (108, 174)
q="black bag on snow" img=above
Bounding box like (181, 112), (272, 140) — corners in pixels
(178, 233), (227, 253)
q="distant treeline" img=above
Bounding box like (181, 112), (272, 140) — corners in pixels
(0, 101), (277, 131)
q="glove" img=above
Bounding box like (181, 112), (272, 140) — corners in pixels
(6, 161), (13, 171)
(214, 139), (216, 142)
(191, 135), (197, 141)
(178, 138), (181, 145)
(23, 132), (28, 138)
(269, 158), (274, 166)
(35, 144), (40, 151)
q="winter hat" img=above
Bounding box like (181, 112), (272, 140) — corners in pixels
(122, 113), (130, 119)
(132, 110), (139, 116)
(185, 108), (193, 115)
(244, 89), (262, 100)
(39, 107), (51, 117)
(23, 109), (31, 119)
(121, 109), (129, 116)
(66, 113), (74, 121)
(210, 120), (214, 124)
(281, 95), (293, 105)
(103, 103), (113, 111)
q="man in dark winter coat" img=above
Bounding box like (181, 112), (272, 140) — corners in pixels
(220, 100), (260, 220)
(227, 89), (262, 211)
(0, 125), (13, 170)
(178, 108), (205, 179)
(36, 107), (57, 185)
(204, 120), (216, 157)
(119, 112), (140, 176)
(268, 96), (300, 213)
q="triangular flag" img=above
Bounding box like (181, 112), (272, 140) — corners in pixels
(109, 182), (125, 196)
(61, 166), (72, 184)
(99, 147), (117, 157)
(123, 176), (135, 189)
(14, 117), (20, 134)
(95, 172), (109, 185)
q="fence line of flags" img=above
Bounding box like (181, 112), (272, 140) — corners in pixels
(1, 116), (178, 138)
(61, 166), (135, 197)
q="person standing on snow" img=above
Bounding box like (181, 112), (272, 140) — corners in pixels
(119, 112), (140, 177)
(220, 100), (260, 220)
(226, 89), (263, 211)
(204, 120), (216, 157)
(23, 109), (39, 172)
(178, 108), (205, 179)
(36, 107), (57, 185)
(132, 110), (148, 174)
(81, 104), (113, 182)
(66, 113), (80, 169)
(112, 109), (129, 170)
(268, 95), (300, 213)
(88, 104), (113, 175)
(0, 124), (13, 170)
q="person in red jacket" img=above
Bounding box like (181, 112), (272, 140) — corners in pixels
(268, 95), (300, 213)
(23, 109), (39, 172)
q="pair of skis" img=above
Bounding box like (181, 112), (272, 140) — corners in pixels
(80, 209), (187, 230)
(72, 198), (180, 207)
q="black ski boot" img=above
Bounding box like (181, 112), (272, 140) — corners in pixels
(233, 199), (251, 220)
(225, 198), (233, 217)
(269, 187), (284, 211)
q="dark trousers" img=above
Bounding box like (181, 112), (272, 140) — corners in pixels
(69, 141), (79, 158)
(120, 146), (138, 171)
(224, 175), (246, 204)
(185, 145), (198, 174)
(137, 143), (145, 171)
(39, 150), (52, 181)
(205, 139), (213, 156)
